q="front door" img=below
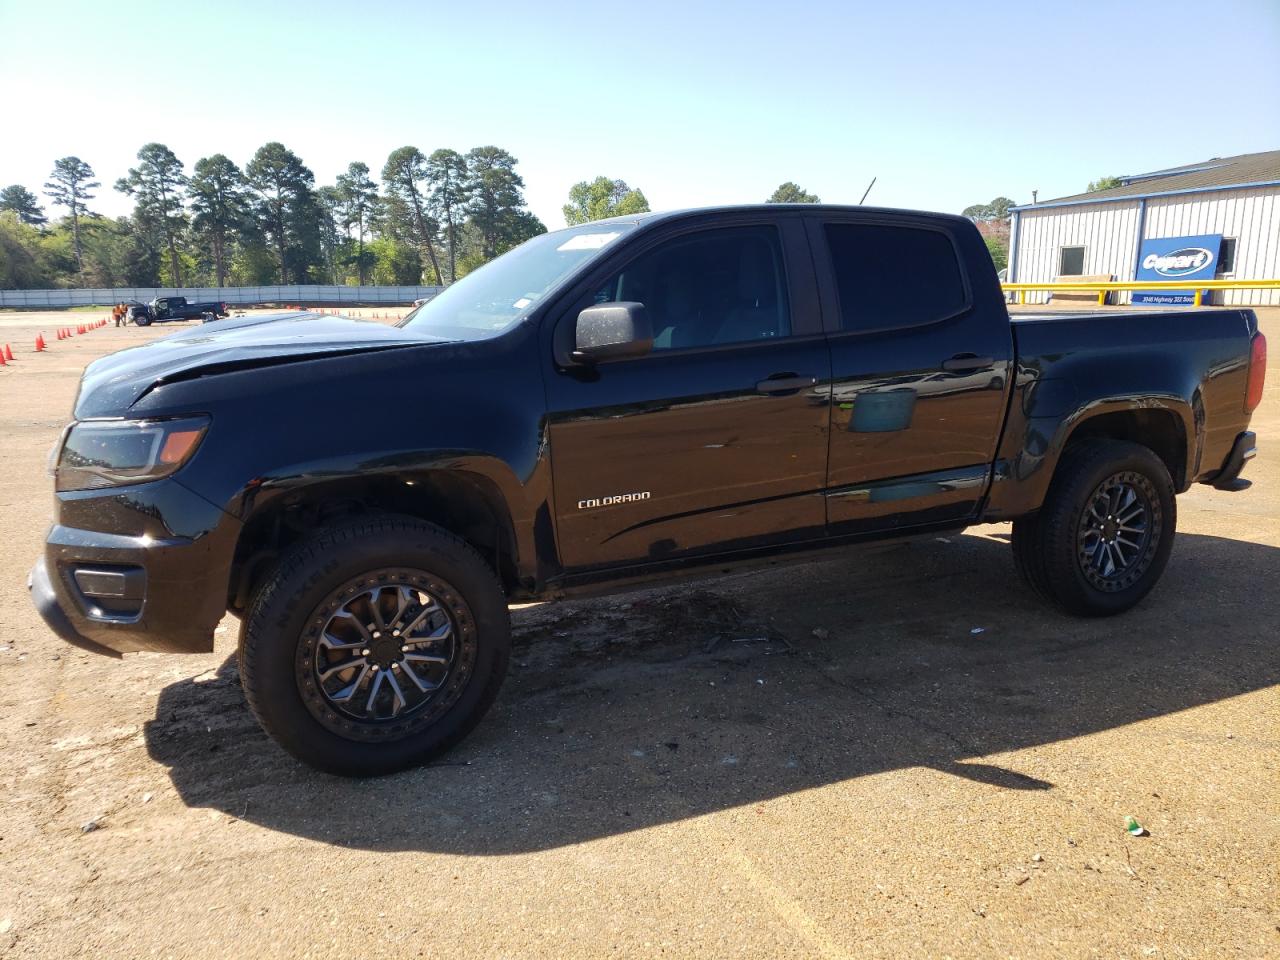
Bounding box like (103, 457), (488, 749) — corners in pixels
(545, 218), (831, 572)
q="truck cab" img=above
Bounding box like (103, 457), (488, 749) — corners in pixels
(150, 297), (187, 321)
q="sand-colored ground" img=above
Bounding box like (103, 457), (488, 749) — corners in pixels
(0, 306), (1276, 959)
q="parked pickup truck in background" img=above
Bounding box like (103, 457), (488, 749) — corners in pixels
(132, 295), (230, 325)
(31, 205), (1265, 776)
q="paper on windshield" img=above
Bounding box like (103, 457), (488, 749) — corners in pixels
(556, 232), (620, 252)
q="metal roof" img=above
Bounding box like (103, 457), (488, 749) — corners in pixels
(1013, 149), (1280, 211)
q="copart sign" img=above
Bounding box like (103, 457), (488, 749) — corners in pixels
(1133, 234), (1222, 305)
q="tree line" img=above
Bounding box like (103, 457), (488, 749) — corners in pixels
(2, 155), (833, 291)
(0, 143), (546, 290)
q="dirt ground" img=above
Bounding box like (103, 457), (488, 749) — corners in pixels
(0, 306), (1276, 959)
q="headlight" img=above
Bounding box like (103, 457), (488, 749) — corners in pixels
(55, 416), (210, 492)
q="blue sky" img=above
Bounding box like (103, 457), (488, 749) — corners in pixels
(2, 0), (1278, 228)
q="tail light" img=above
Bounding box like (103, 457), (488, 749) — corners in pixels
(1245, 332), (1266, 414)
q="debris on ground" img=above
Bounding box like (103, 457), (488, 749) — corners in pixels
(1031, 853), (1044, 862)
(1125, 815), (1148, 837)
(970, 627), (986, 635)
(80, 819), (100, 834)
(811, 627), (830, 640)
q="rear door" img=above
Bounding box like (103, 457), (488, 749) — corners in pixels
(544, 214), (831, 572)
(808, 213), (1013, 534)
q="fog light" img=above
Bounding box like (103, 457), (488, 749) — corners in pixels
(72, 565), (144, 599)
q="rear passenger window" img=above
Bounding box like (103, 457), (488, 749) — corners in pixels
(824, 223), (967, 332)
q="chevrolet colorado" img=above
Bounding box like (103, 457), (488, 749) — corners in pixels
(30, 206), (1265, 776)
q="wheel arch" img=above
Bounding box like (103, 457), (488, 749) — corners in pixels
(1061, 406), (1189, 489)
(985, 395), (1196, 521)
(228, 469), (523, 612)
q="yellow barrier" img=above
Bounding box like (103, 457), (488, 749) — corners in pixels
(1001, 278), (1280, 307)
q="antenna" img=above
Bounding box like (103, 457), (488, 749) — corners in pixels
(858, 177), (877, 204)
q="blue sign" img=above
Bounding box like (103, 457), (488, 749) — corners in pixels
(1132, 234), (1221, 305)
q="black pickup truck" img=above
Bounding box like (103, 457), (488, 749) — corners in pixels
(30, 205), (1265, 776)
(132, 295), (231, 326)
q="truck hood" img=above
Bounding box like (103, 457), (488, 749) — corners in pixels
(75, 312), (446, 418)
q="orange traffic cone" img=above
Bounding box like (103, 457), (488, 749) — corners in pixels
(0, 348), (6, 366)
(35, 335), (45, 352)
(3, 343), (12, 361)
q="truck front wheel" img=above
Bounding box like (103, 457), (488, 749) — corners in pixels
(238, 517), (510, 776)
(1011, 439), (1176, 616)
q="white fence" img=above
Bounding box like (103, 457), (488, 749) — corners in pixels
(0, 285), (444, 309)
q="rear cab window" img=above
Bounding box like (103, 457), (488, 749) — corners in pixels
(820, 221), (969, 333)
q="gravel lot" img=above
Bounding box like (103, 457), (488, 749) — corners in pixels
(1, 307), (1276, 959)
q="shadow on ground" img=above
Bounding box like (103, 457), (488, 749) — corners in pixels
(144, 531), (1279, 853)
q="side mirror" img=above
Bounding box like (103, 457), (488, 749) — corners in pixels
(571, 302), (653, 364)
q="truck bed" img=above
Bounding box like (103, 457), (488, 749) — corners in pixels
(1008, 306), (1258, 488)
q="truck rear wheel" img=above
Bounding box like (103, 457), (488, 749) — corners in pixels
(238, 517), (510, 776)
(1011, 439), (1176, 616)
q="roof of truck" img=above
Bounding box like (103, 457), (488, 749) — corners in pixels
(561, 203), (969, 230)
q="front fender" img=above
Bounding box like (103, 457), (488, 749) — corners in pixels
(231, 451), (543, 584)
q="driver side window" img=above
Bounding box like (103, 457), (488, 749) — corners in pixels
(592, 226), (790, 350)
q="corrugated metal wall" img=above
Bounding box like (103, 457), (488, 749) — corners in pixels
(1012, 186), (1280, 306)
(1013, 202), (1141, 304)
(1144, 187), (1278, 306)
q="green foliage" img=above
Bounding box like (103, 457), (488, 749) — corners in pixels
(335, 161), (379, 285)
(5, 142), (543, 290)
(43, 156), (99, 276)
(0, 212), (51, 288)
(79, 216), (151, 286)
(984, 234), (1008, 272)
(962, 197), (1016, 221)
(465, 146), (534, 260)
(246, 142), (323, 283)
(366, 235), (423, 285)
(767, 182), (820, 204)
(562, 176), (650, 225)
(116, 143), (190, 284)
(229, 242), (279, 286)
(1087, 176), (1122, 193)
(382, 146), (444, 284)
(425, 149), (470, 282)
(190, 154), (251, 287)
(1, 185), (46, 225)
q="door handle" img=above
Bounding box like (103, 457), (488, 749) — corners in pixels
(941, 354), (994, 372)
(755, 374), (818, 395)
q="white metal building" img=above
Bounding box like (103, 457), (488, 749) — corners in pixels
(1008, 150), (1280, 305)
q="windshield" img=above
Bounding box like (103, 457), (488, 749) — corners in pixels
(400, 222), (638, 339)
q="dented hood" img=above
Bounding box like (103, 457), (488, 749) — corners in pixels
(74, 312), (445, 418)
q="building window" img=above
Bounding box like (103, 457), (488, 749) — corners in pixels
(1058, 246), (1086, 276)
(1218, 237), (1237, 275)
